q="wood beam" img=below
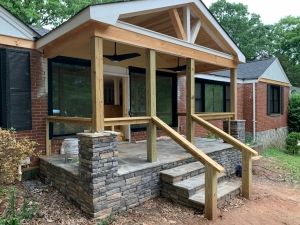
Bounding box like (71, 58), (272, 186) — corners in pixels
(168, 8), (187, 41)
(190, 19), (201, 44)
(259, 78), (291, 87)
(183, 6), (191, 42)
(0, 34), (36, 49)
(146, 49), (157, 162)
(94, 23), (237, 70)
(242, 150), (252, 199)
(205, 163), (218, 220)
(230, 68), (237, 120)
(186, 58), (195, 144)
(91, 37), (104, 132)
(43, 23), (95, 58)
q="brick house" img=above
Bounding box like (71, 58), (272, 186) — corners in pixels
(184, 58), (290, 149)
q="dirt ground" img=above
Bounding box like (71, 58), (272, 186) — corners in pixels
(1, 157), (300, 225)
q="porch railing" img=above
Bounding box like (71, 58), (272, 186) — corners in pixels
(177, 112), (235, 134)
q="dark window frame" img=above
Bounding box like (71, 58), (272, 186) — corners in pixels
(195, 78), (230, 113)
(128, 66), (178, 132)
(48, 56), (91, 138)
(0, 49), (6, 128)
(267, 84), (284, 115)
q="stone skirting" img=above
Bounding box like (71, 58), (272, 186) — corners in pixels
(245, 127), (288, 149)
(39, 135), (242, 219)
(223, 120), (246, 143)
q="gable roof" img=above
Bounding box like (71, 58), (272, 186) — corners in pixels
(36, 0), (245, 63)
(0, 4), (39, 40)
(211, 58), (277, 79)
(28, 25), (50, 37)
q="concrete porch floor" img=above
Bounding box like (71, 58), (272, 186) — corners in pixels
(40, 137), (232, 176)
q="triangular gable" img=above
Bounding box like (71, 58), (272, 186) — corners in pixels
(0, 5), (38, 41)
(259, 58), (291, 85)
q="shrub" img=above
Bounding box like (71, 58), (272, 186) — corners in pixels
(0, 128), (39, 184)
(285, 132), (300, 155)
(288, 92), (300, 133)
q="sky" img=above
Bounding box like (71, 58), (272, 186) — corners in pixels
(202, 0), (299, 24)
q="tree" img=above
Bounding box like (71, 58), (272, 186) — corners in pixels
(274, 16), (300, 86)
(0, 0), (121, 27)
(209, 0), (275, 61)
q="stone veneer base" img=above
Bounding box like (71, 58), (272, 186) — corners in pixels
(39, 133), (242, 219)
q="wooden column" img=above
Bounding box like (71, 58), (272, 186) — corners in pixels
(242, 150), (252, 199)
(230, 68), (237, 120)
(205, 163), (218, 220)
(122, 77), (129, 140)
(146, 49), (157, 162)
(91, 37), (104, 132)
(186, 58), (195, 144)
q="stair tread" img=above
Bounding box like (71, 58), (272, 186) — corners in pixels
(173, 173), (226, 191)
(160, 162), (204, 178)
(189, 181), (241, 204)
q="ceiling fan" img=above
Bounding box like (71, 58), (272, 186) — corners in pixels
(160, 57), (186, 73)
(103, 42), (141, 62)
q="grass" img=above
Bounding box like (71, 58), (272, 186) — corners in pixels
(262, 148), (300, 182)
(97, 215), (116, 225)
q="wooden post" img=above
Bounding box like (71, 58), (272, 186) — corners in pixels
(122, 77), (129, 140)
(228, 117), (231, 135)
(230, 68), (237, 120)
(146, 49), (157, 162)
(186, 58), (195, 144)
(45, 119), (51, 155)
(242, 150), (252, 199)
(205, 163), (218, 220)
(91, 37), (104, 132)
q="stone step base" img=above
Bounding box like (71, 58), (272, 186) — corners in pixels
(160, 161), (205, 183)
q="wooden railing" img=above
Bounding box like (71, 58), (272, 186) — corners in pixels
(191, 115), (258, 200)
(177, 112), (235, 134)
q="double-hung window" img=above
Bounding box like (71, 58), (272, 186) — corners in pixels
(267, 84), (284, 115)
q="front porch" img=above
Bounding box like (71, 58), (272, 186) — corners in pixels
(39, 137), (242, 219)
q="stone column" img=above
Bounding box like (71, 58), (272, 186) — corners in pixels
(77, 132), (120, 218)
(223, 120), (245, 143)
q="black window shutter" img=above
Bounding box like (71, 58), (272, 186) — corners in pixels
(280, 86), (284, 114)
(6, 49), (32, 130)
(267, 84), (271, 115)
(0, 49), (7, 128)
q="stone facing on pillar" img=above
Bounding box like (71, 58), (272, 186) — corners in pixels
(223, 120), (246, 143)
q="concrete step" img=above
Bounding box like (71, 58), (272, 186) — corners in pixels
(160, 161), (205, 183)
(173, 173), (226, 198)
(189, 181), (241, 208)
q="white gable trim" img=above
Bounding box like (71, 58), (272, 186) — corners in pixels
(0, 6), (37, 40)
(259, 58), (291, 85)
(195, 74), (258, 84)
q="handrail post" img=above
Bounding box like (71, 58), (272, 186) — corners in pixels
(205, 162), (218, 220)
(242, 149), (252, 199)
(186, 58), (195, 144)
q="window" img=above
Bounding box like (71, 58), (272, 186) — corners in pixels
(195, 79), (230, 112)
(49, 57), (92, 136)
(129, 67), (177, 130)
(267, 84), (284, 115)
(0, 48), (31, 130)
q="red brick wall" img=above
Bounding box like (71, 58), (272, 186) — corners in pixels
(0, 44), (48, 166)
(237, 84), (244, 120)
(255, 82), (288, 132)
(242, 83), (254, 132)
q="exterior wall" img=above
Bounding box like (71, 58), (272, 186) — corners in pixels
(177, 76), (224, 138)
(0, 44), (48, 166)
(242, 83), (253, 133)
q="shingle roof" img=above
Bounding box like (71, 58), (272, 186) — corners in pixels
(28, 25), (51, 37)
(211, 57), (277, 80)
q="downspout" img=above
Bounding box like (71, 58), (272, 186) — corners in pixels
(252, 82), (256, 141)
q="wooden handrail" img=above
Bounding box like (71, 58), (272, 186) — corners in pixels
(191, 115), (258, 155)
(152, 116), (224, 173)
(46, 116), (92, 126)
(104, 117), (151, 126)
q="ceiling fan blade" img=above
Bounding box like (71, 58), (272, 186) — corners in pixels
(161, 65), (186, 72)
(117, 53), (141, 61)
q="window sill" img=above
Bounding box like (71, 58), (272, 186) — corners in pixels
(269, 114), (282, 117)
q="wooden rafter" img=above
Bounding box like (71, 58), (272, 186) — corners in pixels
(168, 8), (187, 41)
(190, 19), (201, 43)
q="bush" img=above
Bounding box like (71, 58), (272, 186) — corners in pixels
(288, 92), (300, 132)
(285, 132), (300, 154)
(0, 128), (39, 184)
